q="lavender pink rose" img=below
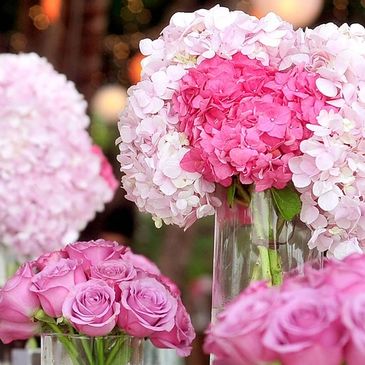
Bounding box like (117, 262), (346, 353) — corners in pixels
(62, 280), (120, 336)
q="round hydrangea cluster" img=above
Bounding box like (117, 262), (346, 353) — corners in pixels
(174, 52), (334, 191)
(0, 53), (117, 258)
(118, 3), (359, 255)
(118, 6), (301, 227)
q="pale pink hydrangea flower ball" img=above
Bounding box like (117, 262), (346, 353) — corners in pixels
(0, 53), (117, 258)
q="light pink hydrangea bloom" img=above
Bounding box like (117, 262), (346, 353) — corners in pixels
(287, 23), (365, 257)
(0, 53), (117, 258)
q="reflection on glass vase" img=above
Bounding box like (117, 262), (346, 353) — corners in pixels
(41, 334), (143, 365)
(212, 188), (321, 318)
(143, 340), (183, 365)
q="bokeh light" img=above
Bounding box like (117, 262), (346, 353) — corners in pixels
(251, 0), (325, 27)
(91, 84), (128, 124)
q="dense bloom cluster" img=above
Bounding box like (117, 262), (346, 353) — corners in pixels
(117, 6), (300, 228)
(0, 240), (195, 356)
(287, 23), (365, 257)
(174, 53), (334, 191)
(118, 6), (365, 258)
(0, 53), (117, 258)
(205, 254), (365, 365)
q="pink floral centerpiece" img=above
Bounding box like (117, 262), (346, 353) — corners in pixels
(204, 254), (365, 365)
(0, 239), (195, 364)
(0, 53), (117, 259)
(117, 5), (365, 261)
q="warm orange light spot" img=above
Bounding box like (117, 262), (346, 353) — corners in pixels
(128, 52), (144, 84)
(41, 0), (62, 23)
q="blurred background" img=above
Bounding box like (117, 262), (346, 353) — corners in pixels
(0, 0), (364, 364)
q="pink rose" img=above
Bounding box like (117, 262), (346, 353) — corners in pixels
(62, 279), (120, 336)
(310, 254), (365, 298)
(204, 289), (276, 365)
(123, 251), (161, 276)
(150, 299), (195, 356)
(34, 250), (68, 271)
(0, 263), (40, 343)
(118, 277), (178, 337)
(30, 258), (86, 317)
(263, 288), (346, 365)
(342, 293), (365, 365)
(65, 239), (129, 270)
(90, 260), (137, 299)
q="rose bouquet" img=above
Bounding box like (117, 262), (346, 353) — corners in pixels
(0, 53), (117, 260)
(204, 253), (365, 365)
(0, 239), (195, 365)
(117, 4), (365, 291)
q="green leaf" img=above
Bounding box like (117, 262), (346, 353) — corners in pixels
(227, 182), (236, 207)
(271, 185), (301, 221)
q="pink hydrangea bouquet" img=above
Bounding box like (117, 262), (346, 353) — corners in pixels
(204, 253), (365, 365)
(0, 239), (195, 364)
(0, 53), (118, 259)
(117, 5), (365, 259)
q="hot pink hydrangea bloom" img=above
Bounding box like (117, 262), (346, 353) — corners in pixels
(174, 53), (334, 191)
(0, 53), (117, 258)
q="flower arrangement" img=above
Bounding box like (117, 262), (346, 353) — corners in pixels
(117, 5), (365, 259)
(204, 254), (365, 365)
(0, 240), (195, 364)
(0, 53), (118, 258)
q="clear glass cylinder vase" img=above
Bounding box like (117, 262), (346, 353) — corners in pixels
(212, 189), (320, 317)
(41, 334), (143, 365)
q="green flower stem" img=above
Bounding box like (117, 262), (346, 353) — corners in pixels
(268, 248), (283, 286)
(44, 322), (79, 361)
(95, 337), (105, 365)
(257, 246), (272, 282)
(81, 338), (94, 365)
(106, 337), (126, 365)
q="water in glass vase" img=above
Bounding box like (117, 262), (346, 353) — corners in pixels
(41, 334), (143, 365)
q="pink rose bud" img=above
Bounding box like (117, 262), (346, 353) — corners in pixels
(65, 240), (129, 270)
(62, 279), (120, 337)
(118, 277), (178, 337)
(90, 260), (137, 299)
(263, 288), (346, 365)
(0, 263), (40, 343)
(30, 258), (86, 317)
(150, 299), (195, 356)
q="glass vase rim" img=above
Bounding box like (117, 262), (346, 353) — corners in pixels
(41, 332), (132, 340)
